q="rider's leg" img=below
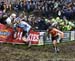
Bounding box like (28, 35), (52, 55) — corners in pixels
(52, 36), (60, 53)
(53, 40), (57, 52)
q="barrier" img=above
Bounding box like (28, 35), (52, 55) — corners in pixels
(0, 24), (13, 43)
(62, 31), (71, 42)
(38, 31), (73, 45)
(27, 30), (39, 45)
(71, 31), (75, 41)
(0, 23), (74, 45)
(38, 32), (45, 45)
(0, 23), (24, 44)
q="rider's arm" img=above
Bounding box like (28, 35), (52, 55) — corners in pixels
(53, 28), (64, 38)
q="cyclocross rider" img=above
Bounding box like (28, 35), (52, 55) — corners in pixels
(47, 26), (64, 53)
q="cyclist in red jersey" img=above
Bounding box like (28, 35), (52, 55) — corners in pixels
(47, 26), (64, 53)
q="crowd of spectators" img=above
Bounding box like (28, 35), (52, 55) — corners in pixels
(0, 0), (75, 31)
(13, 0), (75, 20)
(0, 0), (75, 18)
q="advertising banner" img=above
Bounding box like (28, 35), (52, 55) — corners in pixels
(62, 31), (71, 42)
(27, 30), (40, 45)
(44, 31), (71, 44)
(0, 29), (10, 42)
(71, 31), (75, 41)
(12, 28), (24, 44)
(0, 24), (24, 44)
(38, 32), (45, 45)
(0, 27), (14, 43)
(0, 24), (13, 43)
(0, 24), (74, 45)
(44, 32), (52, 44)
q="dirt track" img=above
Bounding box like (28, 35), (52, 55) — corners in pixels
(0, 41), (75, 61)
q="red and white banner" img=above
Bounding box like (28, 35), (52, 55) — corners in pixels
(0, 23), (13, 42)
(0, 23), (24, 44)
(0, 24), (40, 44)
(27, 30), (40, 45)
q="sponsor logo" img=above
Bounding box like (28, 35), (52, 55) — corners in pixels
(0, 30), (10, 38)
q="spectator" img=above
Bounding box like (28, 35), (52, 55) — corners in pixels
(5, 13), (16, 26)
